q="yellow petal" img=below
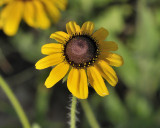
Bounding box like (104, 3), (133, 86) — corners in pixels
(81, 21), (94, 35)
(41, 43), (63, 55)
(79, 69), (88, 99)
(87, 66), (109, 97)
(92, 27), (109, 41)
(66, 21), (81, 35)
(0, 2), (12, 29)
(23, 1), (35, 27)
(50, 31), (69, 43)
(45, 62), (69, 88)
(95, 60), (118, 86)
(41, 0), (60, 23)
(100, 52), (124, 67)
(0, 20), (2, 29)
(0, 0), (13, 6)
(33, 0), (50, 29)
(99, 41), (118, 51)
(54, 0), (67, 10)
(3, 1), (23, 36)
(67, 68), (88, 99)
(35, 53), (64, 70)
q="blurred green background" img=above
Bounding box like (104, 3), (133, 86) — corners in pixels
(0, 0), (160, 128)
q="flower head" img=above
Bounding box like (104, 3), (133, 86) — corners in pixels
(35, 21), (124, 99)
(0, 0), (67, 36)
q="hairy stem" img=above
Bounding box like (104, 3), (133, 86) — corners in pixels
(70, 95), (77, 128)
(81, 100), (100, 128)
(0, 75), (31, 128)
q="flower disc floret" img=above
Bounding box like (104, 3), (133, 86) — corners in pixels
(64, 34), (99, 68)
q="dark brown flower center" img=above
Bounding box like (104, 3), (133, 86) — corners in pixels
(64, 35), (99, 68)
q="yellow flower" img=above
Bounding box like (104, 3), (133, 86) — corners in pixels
(0, 0), (67, 36)
(35, 21), (124, 99)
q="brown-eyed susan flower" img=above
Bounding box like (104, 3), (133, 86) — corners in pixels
(35, 21), (124, 99)
(0, 0), (67, 36)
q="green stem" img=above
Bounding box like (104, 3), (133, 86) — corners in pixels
(70, 95), (77, 128)
(81, 100), (100, 128)
(0, 75), (31, 128)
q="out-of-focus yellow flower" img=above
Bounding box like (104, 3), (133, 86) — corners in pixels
(0, 0), (67, 36)
(35, 21), (124, 99)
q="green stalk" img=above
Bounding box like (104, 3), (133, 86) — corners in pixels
(0, 75), (31, 128)
(81, 100), (100, 128)
(70, 95), (77, 128)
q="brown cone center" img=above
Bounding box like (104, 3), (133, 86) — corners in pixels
(64, 35), (97, 67)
